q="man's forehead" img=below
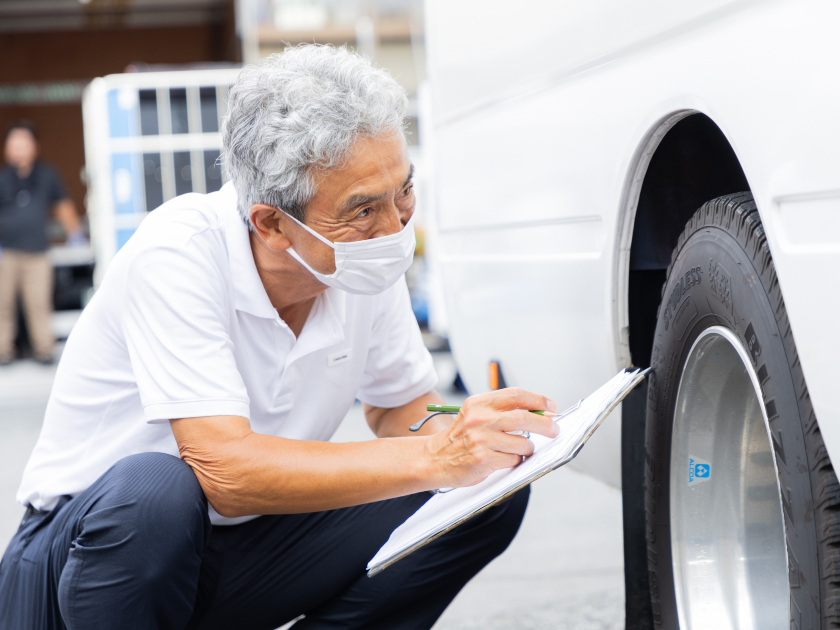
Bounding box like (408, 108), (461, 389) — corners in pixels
(7, 128), (36, 142)
(304, 133), (410, 220)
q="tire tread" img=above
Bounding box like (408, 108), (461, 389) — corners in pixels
(663, 192), (840, 628)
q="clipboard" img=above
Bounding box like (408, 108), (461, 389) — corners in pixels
(367, 367), (651, 577)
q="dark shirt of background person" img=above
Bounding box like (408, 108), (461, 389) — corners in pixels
(0, 121), (83, 251)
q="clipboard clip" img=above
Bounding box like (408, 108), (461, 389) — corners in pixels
(553, 399), (582, 422)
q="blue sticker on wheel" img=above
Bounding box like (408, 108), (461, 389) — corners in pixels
(688, 456), (711, 484)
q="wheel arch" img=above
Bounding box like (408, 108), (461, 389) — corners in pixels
(615, 111), (752, 371)
(616, 110), (755, 630)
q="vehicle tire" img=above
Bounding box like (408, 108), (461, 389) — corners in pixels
(644, 192), (840, 630)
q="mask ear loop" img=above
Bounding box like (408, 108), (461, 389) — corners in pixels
(408, 415), (457, 494)
(282, 209), (337, 249)
(409, 411), (457, 432)
(412, 415), (457, 494)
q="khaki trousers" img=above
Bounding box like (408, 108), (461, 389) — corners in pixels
(0, 249), (54, 358)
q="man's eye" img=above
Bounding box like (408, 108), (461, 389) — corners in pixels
(402, 185), (413, 197)
(358, 208), (372, 218)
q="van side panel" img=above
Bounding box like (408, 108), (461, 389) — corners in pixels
(427, 0), (840, 484)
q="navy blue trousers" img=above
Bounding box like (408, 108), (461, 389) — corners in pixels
(0, 452), (529, 630)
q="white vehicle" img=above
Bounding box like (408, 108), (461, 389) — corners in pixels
(424, 1), (840, 629)
(82, 67), (242, 280)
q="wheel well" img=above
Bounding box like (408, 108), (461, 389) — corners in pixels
(627, 113), (749, 368)
(621, 113), (752, 628)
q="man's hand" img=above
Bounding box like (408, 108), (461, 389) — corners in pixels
(54, 199), (85, 245)
(424, 388), (559, 489)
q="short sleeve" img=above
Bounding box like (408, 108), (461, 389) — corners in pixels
(356, 278), (438, 408)
(121, 229), (251, 423)
(43, 164), (67, 203)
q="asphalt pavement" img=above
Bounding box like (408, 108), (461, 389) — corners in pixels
(0, 351), (625, 630)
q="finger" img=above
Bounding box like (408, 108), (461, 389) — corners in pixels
(483, 430), (536, 457)
(485, 450), (527, 472)
(492, 409), (560, 438)
(486, 387), (558, 414)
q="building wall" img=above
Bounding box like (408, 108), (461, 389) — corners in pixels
(0, 22), (239, 228)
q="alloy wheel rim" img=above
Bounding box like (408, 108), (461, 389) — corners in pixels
(669, 325), (789, 629)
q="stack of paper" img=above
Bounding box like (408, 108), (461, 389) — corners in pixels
(367, 368), (649, 576)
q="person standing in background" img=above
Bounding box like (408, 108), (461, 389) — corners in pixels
(0, 120), (86, 365)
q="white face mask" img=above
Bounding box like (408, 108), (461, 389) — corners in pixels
(285, 212), (416, 295)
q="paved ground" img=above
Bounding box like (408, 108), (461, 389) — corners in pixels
(0, 356), (56, 548)
(0, 351), (625, 630)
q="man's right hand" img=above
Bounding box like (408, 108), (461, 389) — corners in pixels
(423, 388), (560, 489)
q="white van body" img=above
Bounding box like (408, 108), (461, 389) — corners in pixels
(423, 0), (840, 488)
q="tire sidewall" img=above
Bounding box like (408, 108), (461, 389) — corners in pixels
(644, 223), (818, 628)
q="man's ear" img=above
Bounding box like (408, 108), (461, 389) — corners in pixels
(249, 204), (293, 251)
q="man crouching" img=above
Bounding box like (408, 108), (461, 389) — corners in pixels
(0, 45), (559, 630)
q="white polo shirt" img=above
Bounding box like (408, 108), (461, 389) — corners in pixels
(17, 183), (437, 525)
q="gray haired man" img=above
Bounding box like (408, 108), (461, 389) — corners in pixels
(0, 46), (558, 630)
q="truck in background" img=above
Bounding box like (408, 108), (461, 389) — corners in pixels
(82, 66), (241, 281)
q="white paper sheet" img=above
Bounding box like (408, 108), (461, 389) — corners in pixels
(367, 368), (648, 576)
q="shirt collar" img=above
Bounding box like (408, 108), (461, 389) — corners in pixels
(215, 182), (347, 334)
(217, 182), (278, 320)
(285, 287), (347, 366)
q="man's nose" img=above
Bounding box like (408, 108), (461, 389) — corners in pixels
(399, 204), (414, 227)
(376, 204), (411, 237)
